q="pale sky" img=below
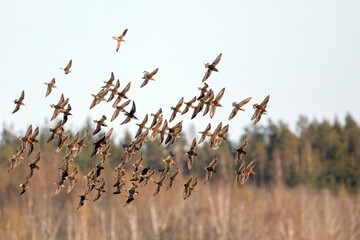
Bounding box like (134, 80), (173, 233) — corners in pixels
(1, 0), (359, 144)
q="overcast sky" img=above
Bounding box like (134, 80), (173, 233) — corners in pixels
(1, 0), (359, 144)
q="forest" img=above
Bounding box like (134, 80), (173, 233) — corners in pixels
(0, 114), (359, 240)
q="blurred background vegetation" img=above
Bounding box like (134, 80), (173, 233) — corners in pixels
(0, 114), (359, 240)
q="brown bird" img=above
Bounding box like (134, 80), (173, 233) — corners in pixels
(90, 88), (109, 109)
(135, 114), (149, 138)
(12, 90), (25, 114)
(210, 124), (229, 148)
(153, 174), (166, 197)
(67, 167), (78, 193)
(93, 115), (108, 135)
(112, 82), (131, 108)
(158, 119), (168, 145)
(185, 138), (198, 170)
(241, 158), (256, 184)
(107, 79), (121, 102)
(183, 177), (192, 200)
(56, 130), (70, 153)
(19, 179), (30, 195)
(61, 104), (72, 125)
(111, 100), (131, 121)
(251, 95), (270, 124)
(47, 120), (63, 143)
(165, 121), (183, 146)
(74, 130), (89, 157)
(102, 72), (115, 89)
(65, 132), (80, 157)
(202, 53), (222, 82)
(150, 108), (162, 128)
(234, 136), (248, 166)
(234, 160), (245, 184)
(139, 168), (155, 187)
(124, 183), (139, 207)
(181, 96), (197, 115)
(161, 151), (176, 177)
(187, 178), (198, 199)
(50, 94), (69, 121)
(197, 83), (209, 100)
(19, 125), (33, 151)
(8, 148), (24, 172)
(121, 101), (138, 125)
(113, 28), (128, 52)
(169, 97), (184, 122)
(28, 126), (39, 156)
(27, 152), (40, 180)
(77, 194), (88, 209)
(91, 134), (106, 157)
(204, 156), (217, 184)
(209, 88), (225, 119)
(44, 78), (57, 97)
(202, 89), (214, 116)
(228, 97), (252, 120)
(141, 68), (159, 88)
(198, 123), (211, 144)
(93, 178), (106, 202)
(166, 168), (179, 190)
(150, 115), (163, 142)
(60, 59), (72, 74)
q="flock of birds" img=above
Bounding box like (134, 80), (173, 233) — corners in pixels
(9, 28), (270, 209)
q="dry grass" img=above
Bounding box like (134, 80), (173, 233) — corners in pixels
(0, 170), (359, 240)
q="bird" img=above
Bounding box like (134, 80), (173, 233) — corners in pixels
(112, 82), (131, 108)
(209, 88), (225, 119)
(185, 138), (198, 170)
(210, 124), (229, 148)
(8, 148), (24, 172)
(183, 177), (192, 200)
(73, 130), (89, 157)
(169, 97), (184, 122)
(228, 97), (252, 120)
(111, 100), (131, 122)
(47, 120), (63, 143)
(113, 29), (128, 52)
(12, 90), (25, 114)
(90, 88), (109, 109)
(204, 156), (217, 184)
(67, 167), (78, 193)
(77, 195), (88, 209)
(166, 168), (179, 191)
(187, 178), (198, 199)
(161, 151), (176, 177)
(165, 121), (183, 146)
(28, 127), (39, 156)
(50, 94), (69, 121)
(55, 130), (70, 153)
(251, 95), (270, 124)
(27, 152), (40, 180)
(102, 72), (115, 89)
(139, 169), (155, 187)
(44, 78), (57, 97)
(107, 79), (121, 102)
(202, 53), (222, 82)
(61, 104), (72, 125)
(234, 160), (245, 184)
(181, 96), (197, 115)
(60, 59), (72, 74)
(158, 119), (168, 145)
(124, 183), (138, 207)
(241, 158), (256, 184)
(121, 101), (138, 125)
(234, 136), (248, 166)
(197, 83), (209, 100)
(198, 123), (211, 144)
(150, 115), (163, 142)
(19, 125), (33, 151)
(65, 132), (80, 157)
(93, 178), (106, 202)
(135, 114), (149, 138)
(19, 180), (30, 195)
(153, 174), (166, 197)
(141, 68), (159, 88)
(150, 108), (162, 128)
(93, 115), (108, 135)
(91, 134), (106, 157)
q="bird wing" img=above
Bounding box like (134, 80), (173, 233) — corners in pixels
(19, 90), (25, 101)
(202, 69), (212, 82)
(149, 68), (159, 78)
(228, 107), (239, 121)
(239, 97), (252, 107)
(209, 156), (217, 168)
(119, 28), (128, 39)
(65, 59), (72, 70)
(212, 53), (222, 66)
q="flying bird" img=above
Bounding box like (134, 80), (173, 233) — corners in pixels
(202, 53), (222, 82)
(60, 59), (72, 74)
(141, 68), (159, 88)
(204, 156), (217, 184)
(234, 136), (248, 166)
(44, 78), (57, 97)
(113, 28), (128, 52)
(228, 97), (252, 120)
(12, 90), (25, 114)
(251, 95), (270, 124)
(121, 101), (138, 125)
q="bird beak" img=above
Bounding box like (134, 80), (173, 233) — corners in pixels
(250, 170), (255, 175)
(171, 160), (176, 165)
